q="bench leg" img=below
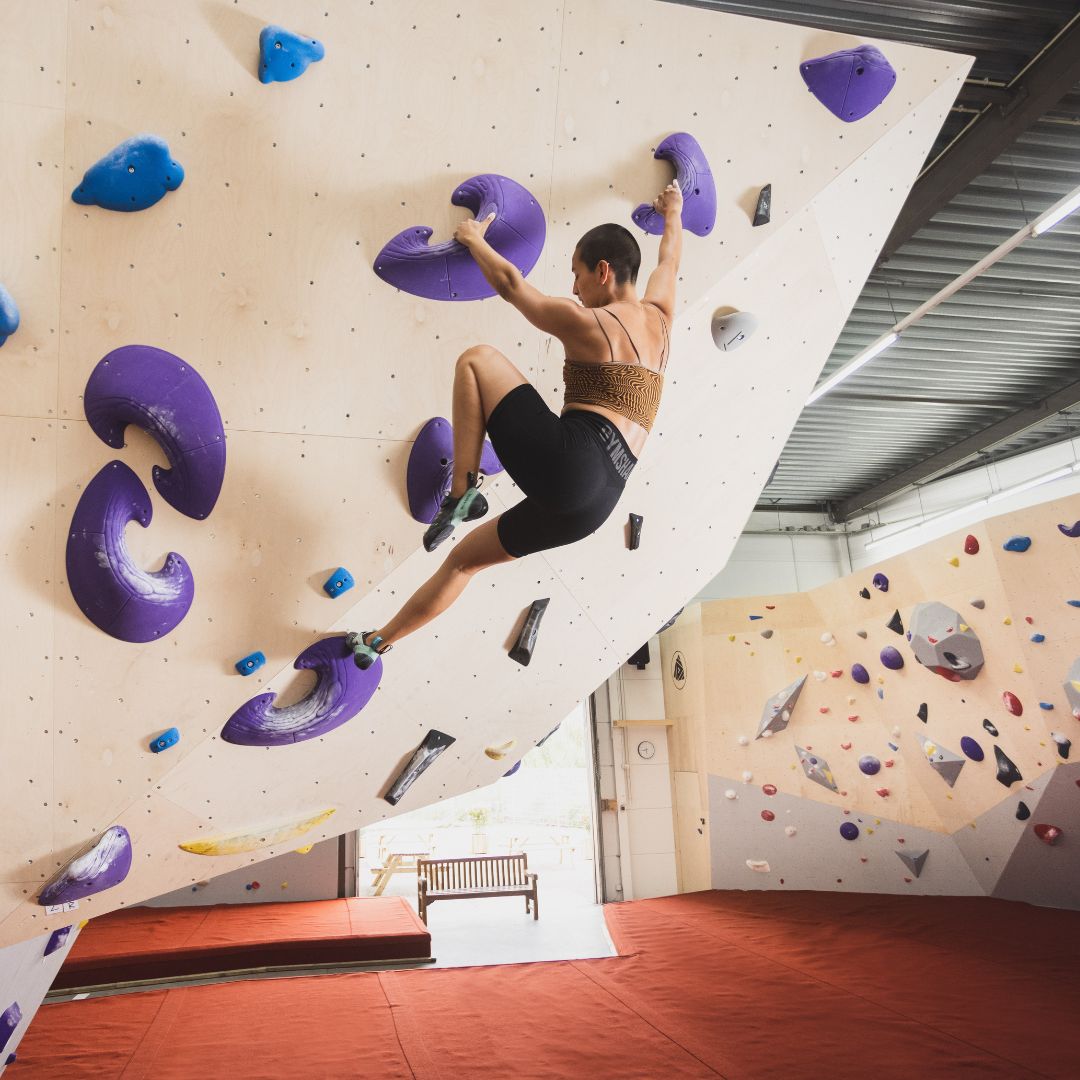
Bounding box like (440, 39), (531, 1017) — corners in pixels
(532, 885), (539, 921)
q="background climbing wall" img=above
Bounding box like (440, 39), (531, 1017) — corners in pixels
(0, 0), (970, 952)
(662, 495), (1080, 907)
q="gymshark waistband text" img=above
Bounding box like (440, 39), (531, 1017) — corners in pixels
(599, 424), (636, 482)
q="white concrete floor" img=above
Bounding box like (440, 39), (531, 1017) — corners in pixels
(362, 858), (617, 968)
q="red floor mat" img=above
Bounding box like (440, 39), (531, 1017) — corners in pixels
(53, 897), (430, 989)
(18, 891), (1080, 1079)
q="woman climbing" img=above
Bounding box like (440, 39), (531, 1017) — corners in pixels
(347, 182), (683, 669)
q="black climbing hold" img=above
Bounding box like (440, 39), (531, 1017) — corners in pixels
(994, 745), (1023, 788)
(628, 513), (643, 551)
(383, 729), (456, 806)
(983, 719), (999, 737)
(886, 610), (904, 635)
(858, 587), (871, 599)
(509, 598), (550, 666)
(1016, 801), (1031, 821)
(657, 608), (684, 635)
(917, 703), (928, 723)
(752, 183), (772, 227)
(627, 642), (650, 670)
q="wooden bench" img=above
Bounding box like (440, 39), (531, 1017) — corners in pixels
(417, 854), (538, 924)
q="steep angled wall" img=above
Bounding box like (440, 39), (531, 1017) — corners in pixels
(663, 495), (1080, 906)
(1, 0), (969, 954)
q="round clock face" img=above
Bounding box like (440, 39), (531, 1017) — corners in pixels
(637, 740), (656, 761)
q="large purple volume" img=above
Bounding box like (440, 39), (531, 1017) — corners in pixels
(66, 461), (195, 642)
(800, 45), (897, 123)
(84, 345), (226, 519)
(406, 417), (503, 523)
(37, 826), (133, 906)
(374, 174), (545, 301)
(221, 635), (381, 746)
(632, 133), (716, 237)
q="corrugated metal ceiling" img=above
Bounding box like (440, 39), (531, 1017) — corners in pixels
(665, 1), (1080, 515)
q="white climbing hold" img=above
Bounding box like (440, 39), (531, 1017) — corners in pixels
(737, 735), (749, 746)
(785, 826), (797, 837)
(821, 632), (836, 646)
(746, 859), (771, 873)
(724, 789), (737, 800)
(741, 770), (753, 783)
(813, 670), (828, 682)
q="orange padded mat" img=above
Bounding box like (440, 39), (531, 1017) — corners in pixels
(51, 897), (430, 989)
(20, 891), (1080, 1079)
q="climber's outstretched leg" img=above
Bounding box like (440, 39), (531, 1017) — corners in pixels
(349, 518), (516, 667)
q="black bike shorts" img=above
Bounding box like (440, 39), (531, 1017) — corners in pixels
(485, 383), (637, 559)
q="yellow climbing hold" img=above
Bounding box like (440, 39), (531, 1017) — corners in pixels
(1003, 617), (1012, 625)
(948, 556), (960, 567)
(484, 739), (516, 761)
(795, 656), (802, 663)
(294, 845), (314, 855)
(728, 634), (736, 642)
(179, 808), (337, 856)
(1014, 663), (1023, 674)
(959, 623), (969, 632)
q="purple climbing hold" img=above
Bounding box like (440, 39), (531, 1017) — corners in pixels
(880, 645), (904, 670)
(406, 417), (503, 524)
(66, 461), (194, 643)
(994, 746), (1023, 788)
(221, 635), (380, 746)
(872, 572), (889, 592)
(502, 760), (522, 778)
(84, 345), (226, 519)
(960, 736), (984, 762)
(1016, 800), (1031, 821)
(38, 826), (132, 906)
(851, 663), (870, 684)
(631, 132), (716, 237)
(839, 822), (860, 841)
(858, 755), (881, 776)
(1057, 521), (1080, 538)
(1003, 535), (1032, 553)
(374, 174), (545, 301)
(799, 45), (897, 123)
(44, 925), (72, 956)
(0, 1003), (21, 1057)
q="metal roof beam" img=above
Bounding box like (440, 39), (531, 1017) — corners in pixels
(880, 14), (1080, 261)
(832, 374), (1080, 521)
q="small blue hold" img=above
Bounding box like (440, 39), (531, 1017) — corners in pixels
(876, 688), (884, 700)
(748, 615), (763, 621)
(1040, 702), (1055, 711)
(0, 283), (19, 347)
(323, 567), (355, 599)
(259, 25), (325, 84)
(1069, 600), (1080, 608)
(235, 650), (266, 676)
(1031, 633), (1046, 643)
(887, 742), (899, 751)
(149, 726), (180, 753)
(1003, 535), (1031, 553)
(72, 134), (184, 212)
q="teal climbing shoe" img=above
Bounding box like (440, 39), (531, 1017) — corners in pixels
(423, 471), (488, 552)
(346, 630), (392, 671)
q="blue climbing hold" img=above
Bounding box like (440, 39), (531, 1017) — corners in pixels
(72, 135), (184, 212)
(1003, 535), (1031, 553)
(323, 567), (355, 599)
(1069, 600), (1080, 608)
(503, 760), (522, 778)
(877, 688), (884, 700)
(149, 726), (180, 754)
(0, 283), (19, 347)
(887, 741), (899, 752)
(1031, 633), (1046, 643)
(960, 736), (984, 762)
(748, 614), (763, 621)
(235, 651), (266, 676)
(839, 822), (859, 841)
(1039, 702), (1054, 711)
(259, 26), (325, 84)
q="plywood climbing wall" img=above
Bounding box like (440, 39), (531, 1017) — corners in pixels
(0, 0), (969, 950)
(662, 495), (1080, 905)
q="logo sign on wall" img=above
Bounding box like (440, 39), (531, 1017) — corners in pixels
(671, 651), (687, 690)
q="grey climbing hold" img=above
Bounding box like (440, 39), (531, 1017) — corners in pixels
(896, 849), (928, 878)
(752, 183), (771, 226)
(970, 598), (986, 610)
(919, 736), (965, 787)
(756, 675), (807, 739)
(908, 601), (984, 682)
(509, 598), (549, 666)
(760, 628), (774, 639)
(1016, 801), (1031, 821)
(983, 718), (999, 737)
(994, 746), (1023, 788)
(710, 309), (759, 351)
(886, 609), (904, 635)
(856, 629), (868, 639)
(795, 745), (838, 792)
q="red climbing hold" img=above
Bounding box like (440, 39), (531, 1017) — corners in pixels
(762, 784), (778, 796)
(830, 669), (843, 678)
(819, 706), (829, 714)
(760, 810), (775, 822)
(964, 534), (979, 555)
(1002, 690), (1023, 716)
(1034, 824), (1063, 846)
(875, 787), (890, 797)
(1025, 616), (1034, 624)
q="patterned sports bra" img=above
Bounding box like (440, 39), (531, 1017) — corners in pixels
(563, 303), (669, 433)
